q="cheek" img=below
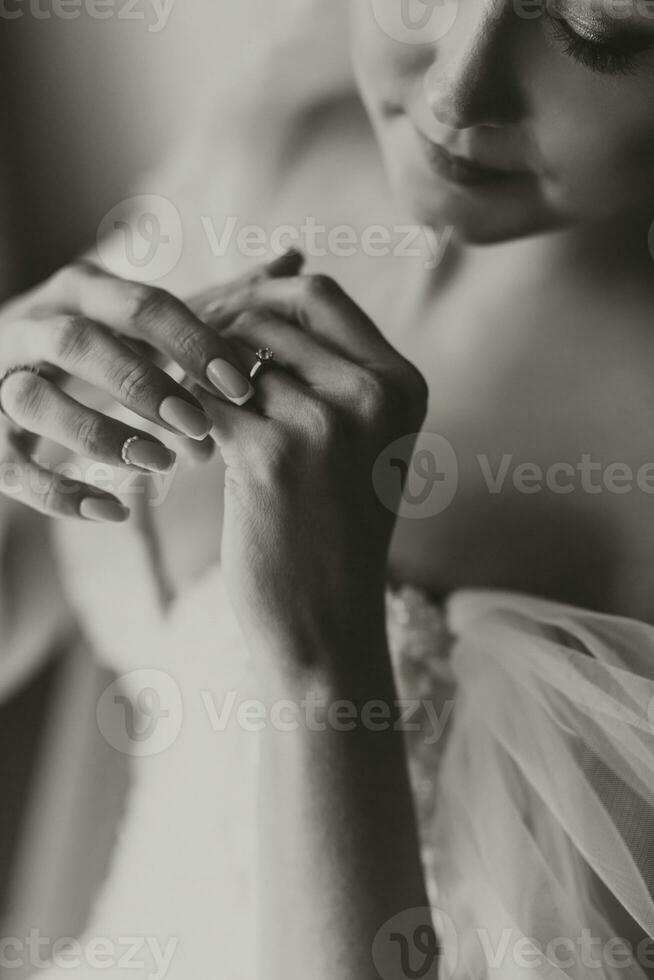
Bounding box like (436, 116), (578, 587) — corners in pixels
(527, 64), (654, 218)
(349, 0), (427, 103)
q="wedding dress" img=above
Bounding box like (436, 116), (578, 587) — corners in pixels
(22, 496), (654, 980)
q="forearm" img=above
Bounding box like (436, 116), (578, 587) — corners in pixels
(0, 501), (69, 702)
(256, 624), (433, 980)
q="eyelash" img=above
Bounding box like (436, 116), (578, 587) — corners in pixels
(549, 16), (640, 75)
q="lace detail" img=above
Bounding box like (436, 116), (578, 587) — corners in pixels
(387, 586), (457, 903)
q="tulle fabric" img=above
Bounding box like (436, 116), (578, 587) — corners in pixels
(431, 592), (654, 980)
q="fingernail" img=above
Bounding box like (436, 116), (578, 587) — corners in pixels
(159, 396), (212, 439)
(80, 498), (129, 523)
(123, 438), (176, 473)
(206, 359), (254, 406)
(267, 248), (304, 275)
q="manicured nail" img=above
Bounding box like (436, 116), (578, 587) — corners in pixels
(122, 438), (176, 473)
(80, 498), (129, 523)
(159, 396), (212, 439)
(267, 248), (305, 275)
(206, 359), (254, 406)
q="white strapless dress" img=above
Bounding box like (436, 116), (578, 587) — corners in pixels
(24, 503), (654, 980)
(4, 3), (653, 973)
(44, 505), (455, 980)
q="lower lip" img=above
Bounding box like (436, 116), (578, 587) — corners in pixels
(416, 132), (528, 188)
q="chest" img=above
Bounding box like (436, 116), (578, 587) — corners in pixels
(384, 267), (654, 620)
(154, 106), (654, 620)
(154, 258), (654, 623)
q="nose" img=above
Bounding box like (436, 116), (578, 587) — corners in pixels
(423, 0), (522, 129)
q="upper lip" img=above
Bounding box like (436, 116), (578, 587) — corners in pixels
(413, 124), (531, 180)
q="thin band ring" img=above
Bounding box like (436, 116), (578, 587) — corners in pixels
(250, 347), (275, 382)
(121, 435), (140, 467)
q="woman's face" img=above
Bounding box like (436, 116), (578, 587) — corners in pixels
(350, 0), (654, 243)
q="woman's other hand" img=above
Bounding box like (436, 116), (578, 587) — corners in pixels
(0, 251), (303, 523)
(194, 273), (429, 684)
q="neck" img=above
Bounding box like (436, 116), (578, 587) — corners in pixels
(458, 212), (654, 292)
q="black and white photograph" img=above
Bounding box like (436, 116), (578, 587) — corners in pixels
(1, 0), (654, 976)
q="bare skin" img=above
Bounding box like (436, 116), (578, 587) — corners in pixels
(3, 5), (654, 973)
(154, 93), (654, 623)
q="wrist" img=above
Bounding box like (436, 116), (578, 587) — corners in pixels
(244, 590), (392, 691)
(251, 639), (399, 734)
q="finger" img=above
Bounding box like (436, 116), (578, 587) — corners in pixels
(224, 311), (395, 426)
(190, 385), (263, 449)
(190, 248), (306, 322)
(191, 372), (315, 450)
(209, 275), (397, 366)
(222, 310), (353, 388)
(10, 315), (212, 441)
(0, 371), (176, 474)
(43, 262), (256, 406)
(0, 432), (129, 522)
(161, 431), (215, 467)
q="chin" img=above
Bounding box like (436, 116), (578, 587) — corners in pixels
(438, 208), (569, 246)
(404, 183), (569, 245)
(388, 154), (570, 246)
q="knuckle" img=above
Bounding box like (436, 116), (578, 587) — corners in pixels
(52, 315), (93, 362)
(5, 373), (46, 420)
(74, 412), (105, 458)
(355, 369), (388, 421)
(111, 357), (156, 404)
(232, 309), (269, 335)
(49, 261), (86, 292)
(123, 283), (169, 325)
(49, 260), (100, 298)
(301, 398), (339, 445)
(174, 328), (205, 366)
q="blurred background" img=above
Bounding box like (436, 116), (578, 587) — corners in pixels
(0, 3), (354, 964)
(0, 0), (270, 296)
(0, 0), (273, 956)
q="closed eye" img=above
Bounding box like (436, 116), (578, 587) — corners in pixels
(548, 13), (652, 74)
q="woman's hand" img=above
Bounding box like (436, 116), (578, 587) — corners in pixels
(203, 275), (433, 980)
(0, 253), (302, 522)
(195, 273), (429, 683)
